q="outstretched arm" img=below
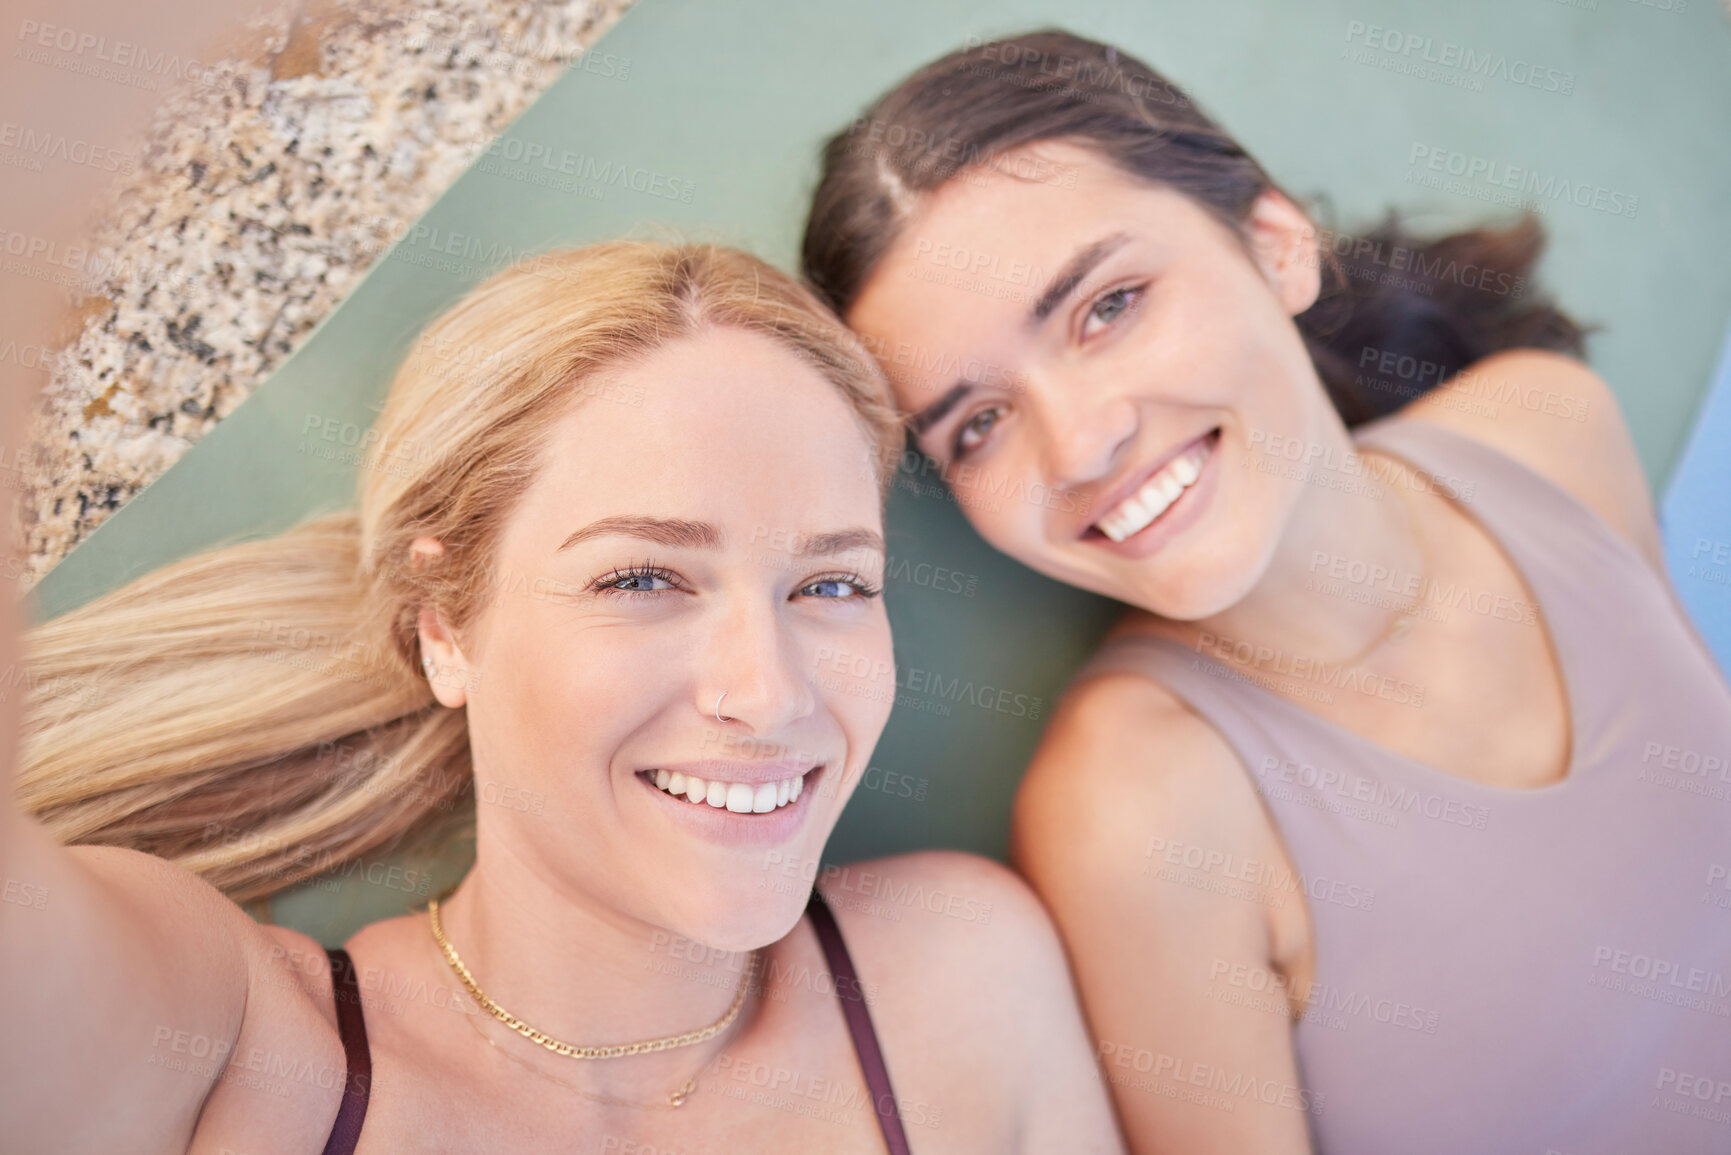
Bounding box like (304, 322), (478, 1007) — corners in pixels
(0, 6), (343, 1149)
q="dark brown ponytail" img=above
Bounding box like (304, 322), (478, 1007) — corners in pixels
(801, 28), (1588, 426)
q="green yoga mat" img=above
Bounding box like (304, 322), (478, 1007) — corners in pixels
(27, 0), (1731, 943)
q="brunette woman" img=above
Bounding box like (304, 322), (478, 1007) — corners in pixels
(804, 30), (1731, 1155)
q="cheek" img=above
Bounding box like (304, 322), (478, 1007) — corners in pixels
(944, 440), (1062, 560)
(469, 617), (644, 790)
(810, 618), (896, 760)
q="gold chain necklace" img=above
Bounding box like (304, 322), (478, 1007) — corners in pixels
(456, 994), (721, 1110)
(427, 896), (759, 1061)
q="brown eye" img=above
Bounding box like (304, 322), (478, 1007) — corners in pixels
(1082, 286), (1142, 339)
(955, 407), (1003, 456)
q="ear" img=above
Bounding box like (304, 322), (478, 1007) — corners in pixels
(410, 535), (472, 709)
(1244, 189), (1322, 317)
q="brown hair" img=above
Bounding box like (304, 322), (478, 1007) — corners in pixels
(801, 28), (1588, 426)
(16, 242), (901, 902)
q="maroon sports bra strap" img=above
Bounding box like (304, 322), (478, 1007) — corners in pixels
(806, 889), (913, 1155)
(321, 948), (372, 1155)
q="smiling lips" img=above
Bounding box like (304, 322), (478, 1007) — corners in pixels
(1093, 434), (1216, 543)
(647, 767), (809, 813)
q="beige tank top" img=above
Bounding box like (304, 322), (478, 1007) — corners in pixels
(1069, 415), (1731, 1153)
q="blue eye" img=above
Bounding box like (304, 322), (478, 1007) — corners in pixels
(800, 575), (881, 600)
(612, 572), (673, 592)
(591, 565), (680, 596)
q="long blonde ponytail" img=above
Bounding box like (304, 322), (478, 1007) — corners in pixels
(14, 243), (902, 903)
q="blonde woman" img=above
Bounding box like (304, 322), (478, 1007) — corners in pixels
(0, 243), (1124, 1154)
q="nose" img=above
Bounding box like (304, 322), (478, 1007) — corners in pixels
(1032, 381), (1139, 490)
(697, 597), (816, 737)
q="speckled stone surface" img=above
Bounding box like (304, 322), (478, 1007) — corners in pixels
(16, 0), (635, 590)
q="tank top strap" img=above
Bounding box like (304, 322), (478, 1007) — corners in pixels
(1066, 629), (1313, 778)
(320, 919), (912, 1155)
(1349, 413), (1645, 581)
(1067, 419), (1731, 1155)
(805, 888), (913, 1155)
(1352, 412), (1693, 745)
(321, 947), (372, 1155)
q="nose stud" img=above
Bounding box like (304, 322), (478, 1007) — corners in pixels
(714, 692), (731, 723)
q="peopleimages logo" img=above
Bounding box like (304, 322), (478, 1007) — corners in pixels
(1256, 755), (1491, 830)
(476, 136), (695, 203)
(0, 122), (135, 174)
(1408, 145), (1639, 219)
(13, 19), (240, 91)
(1343, 21), (1576, 95)
(1194, 630), (1428, 708)
(1590, 946), (1731, 1001)
(960, 35), (1193, 109)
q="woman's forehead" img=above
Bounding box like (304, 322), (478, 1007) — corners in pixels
(513, 330), (883, 529)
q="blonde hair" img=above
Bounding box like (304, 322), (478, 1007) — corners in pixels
(15, 243), (903, 902)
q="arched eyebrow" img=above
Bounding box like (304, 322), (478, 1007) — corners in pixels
(1028, 231), (1131, 323)
(557, 517), (883, 559)
(558, 516), (720, 552)
(906, 231), (1133, 438)
(909, 382), (970, 437)
(793, 528), (885, 560)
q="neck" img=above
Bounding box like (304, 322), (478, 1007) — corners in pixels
(433, 829), (756, 1094)
(1184, 431), (1436, 672)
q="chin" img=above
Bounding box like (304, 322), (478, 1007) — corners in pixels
(667, 881), (813, 954)
(1113, 549), (1265, 621)
(1162, 512), (1284, 616)
(1165, 572), (1258, 621)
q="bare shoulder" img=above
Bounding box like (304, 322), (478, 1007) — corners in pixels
(257, 922), (345, 1015)
(815, 850), (1057, 995)
(1012, 642), (1271, 885)
(1008, 636), (1308, 973)
(815, 851), (1123, 1151)
(194, 920), (348, 1153)
(1403, 348), (1663, 568)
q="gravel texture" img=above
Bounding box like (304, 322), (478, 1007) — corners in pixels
(16, 0), (636, 590)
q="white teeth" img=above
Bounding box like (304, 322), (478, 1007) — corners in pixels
(1096, 438), (1213, 543)
(647, 768), (811, 813)
(1113, 492), (1153, 530)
